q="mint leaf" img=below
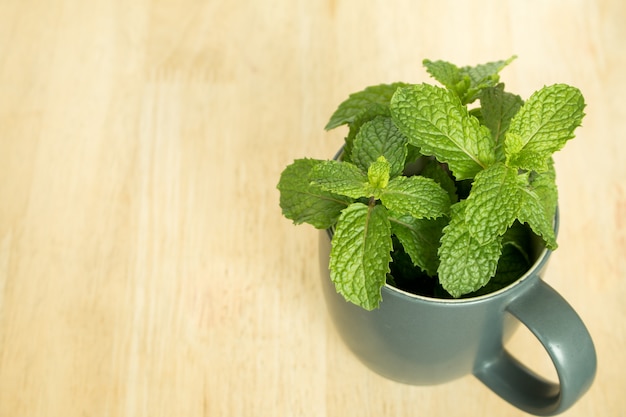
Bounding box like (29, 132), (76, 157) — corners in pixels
(480, 85), (524, 160)
(464, 163), (522, 243)
(381, 176), (450, 219)
(461, 56), (516, 103)
(352, 116), (408, 177)
(504, 84), (585, 172)
(325, 83), (407, 130)
(309, 160), (368, 199)
(343, 103), (391, 163)
(423, 56), (516, 104)
(518, 183), (558, 250)
(277, 159), (351, 229)
(528, 158), (558, 221)
(330, 203), (392, 310)
(390, 215), (446, 276)
(367, 156), (391, 192)
(422, 59), (466, 95)
(463, 221), (534, 297)
(390, 84), (495, 180)
(468, 239), (531, 296)
(438, 202), (502, 298)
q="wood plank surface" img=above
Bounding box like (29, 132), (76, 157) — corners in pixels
(0, 0), (624, 416)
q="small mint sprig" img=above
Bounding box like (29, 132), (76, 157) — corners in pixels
(310, 146), (450, 309)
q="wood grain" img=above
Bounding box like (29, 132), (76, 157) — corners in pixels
(1, 0), (624, 416)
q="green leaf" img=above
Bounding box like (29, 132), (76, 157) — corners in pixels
(352, 116), (408, 177)
(480, 85), (524, 160)
(504, 84), (585, 172)
(468, 239), (532, 296)
(330, 203), (392, 310)
(309, 160), (369, 199)
(380, 176), (450, 219)
(518, 183), (558, 250)
(464, 163), (522, 243)
(465, 221), (534, 297)
(325, 83), (408, 130)
(367, 156), (391, 191)
(390, 215), (447, 276)
(461, 56), (516, 103)
(277, 159), (351, 229)
(343, 103), (391, 163)
(390, 84), (496, 180)
(528, 158), (558, 221)
(438, 202), (502, 298)
(423, 56), (516, 104)
(422, 59), (466, 94)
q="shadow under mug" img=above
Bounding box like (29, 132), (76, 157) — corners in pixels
(318, 219), (596, 416)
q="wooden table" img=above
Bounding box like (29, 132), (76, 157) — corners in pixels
(1, 1), (623, 415)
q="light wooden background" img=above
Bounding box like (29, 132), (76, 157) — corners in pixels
(0, 1), (624, 416)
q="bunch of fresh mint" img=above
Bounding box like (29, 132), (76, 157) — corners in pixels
(277, 57), (585, 310)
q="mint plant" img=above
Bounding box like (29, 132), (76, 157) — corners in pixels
(277, 57), (585, 310)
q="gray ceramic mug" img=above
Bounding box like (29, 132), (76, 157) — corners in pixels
(318, 218), (596, 416)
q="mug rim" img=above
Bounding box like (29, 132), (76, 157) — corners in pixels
(325, 225), (556, 306)
(381, 244), (553, 305)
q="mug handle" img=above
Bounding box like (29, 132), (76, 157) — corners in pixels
(474, 279), (596, 416)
